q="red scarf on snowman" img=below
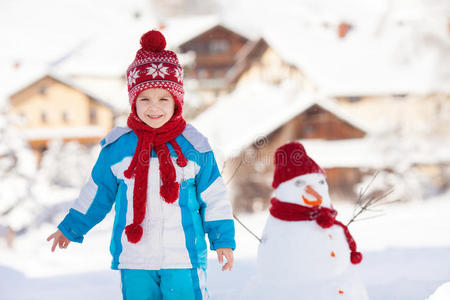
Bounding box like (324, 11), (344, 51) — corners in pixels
(269, 198), (362, 264)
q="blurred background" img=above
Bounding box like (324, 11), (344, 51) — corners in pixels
(0, 0), (449, 299)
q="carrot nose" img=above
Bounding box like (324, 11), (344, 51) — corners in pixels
(302, 185), (322, 206)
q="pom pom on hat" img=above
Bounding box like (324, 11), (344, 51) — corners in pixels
(140, 30), (166, 52)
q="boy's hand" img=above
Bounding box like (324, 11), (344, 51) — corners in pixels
(216, 248), (234, 271)
(47, 229), (70, 252)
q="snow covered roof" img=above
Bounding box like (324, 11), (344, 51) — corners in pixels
(51, 23), (152, 78)
(192, 80), (373, 159)
(257, 0), (449, 96)
(0, 64), (48, 109)
(300, 138), (386, 169)
(162, 4), (449, 96)
(208, 0), (449, 96)
(7, 73), (126, 113)
(301, 134), (450, 170)
(162, 15), (222, 48)
(163, 14), (259, 49)
(68, 76), (130, 113)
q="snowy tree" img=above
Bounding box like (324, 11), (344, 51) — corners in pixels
(0, 103), (36, 233)
(0, 101), (99, 234)
(355, 129), (444, 204)
(29, 139), (100, 227)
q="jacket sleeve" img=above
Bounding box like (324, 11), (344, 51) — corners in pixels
(57, 146), (118, 243)
(196, 150), (236, 251)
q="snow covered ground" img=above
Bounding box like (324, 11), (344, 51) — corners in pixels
(0, 192), (449, 300)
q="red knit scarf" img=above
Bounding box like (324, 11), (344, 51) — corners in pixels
(270, 197), (362, 264)
(123, 112), (187, 243)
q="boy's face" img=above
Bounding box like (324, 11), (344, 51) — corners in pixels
(135, 88), (175, 128)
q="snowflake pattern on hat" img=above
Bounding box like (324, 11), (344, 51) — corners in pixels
(174, 67), (183, 82)
(128, 69), (140, 86)
(146, 63), (170, 78)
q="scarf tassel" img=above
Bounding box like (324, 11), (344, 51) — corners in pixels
(125, 223), (143, 244)
(160, 181), (180, 203)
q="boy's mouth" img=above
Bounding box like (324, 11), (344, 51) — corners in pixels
(147, 114), (163, 119)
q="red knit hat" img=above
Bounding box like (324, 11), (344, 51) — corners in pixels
(272, 142), (325, 189)
(126, 30), (184, 113)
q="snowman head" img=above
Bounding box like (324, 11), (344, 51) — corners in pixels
(274, 173), (332, 208)
(272, 142), (331, 208)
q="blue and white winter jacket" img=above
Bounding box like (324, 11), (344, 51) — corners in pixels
(58, 124), (235, 270)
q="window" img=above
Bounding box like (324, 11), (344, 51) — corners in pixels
(304, 124), (315, 135)
(62, 111), (69, 123)
(89, 107), (97, 124)
(392, 93), (407, 99)
(348, 96), (361, 102)
(197, 68), (209, 79)
(41, 112), (47, 123)
(18, 112), (27, 125)
(209, 40), (229, 53)
(39, 85), (47, 95)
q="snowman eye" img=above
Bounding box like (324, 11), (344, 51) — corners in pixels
(319, 180), (325, 184)
(295, 180), (305, 187)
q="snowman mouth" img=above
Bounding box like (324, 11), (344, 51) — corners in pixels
(302, 185), (322, 206)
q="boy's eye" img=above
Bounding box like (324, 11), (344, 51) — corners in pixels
(160, 98), (168, 101)
(138, 98), (148, 101)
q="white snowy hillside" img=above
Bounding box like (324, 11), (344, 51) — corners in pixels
(0, 192), (450, 300)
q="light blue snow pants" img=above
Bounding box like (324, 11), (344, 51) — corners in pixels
(120, 268), (208, 300)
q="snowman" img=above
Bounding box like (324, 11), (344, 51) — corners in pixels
(242, 142), (369, 300)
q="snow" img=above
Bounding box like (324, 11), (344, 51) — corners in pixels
(427, 282), (450, 300)
(217, 0), (449, 95)
(0, 135), (99, 231)
(300, 136), (450, 169)
(163, 14), (261, 49)
(21, 125), (105, 141)
(0, 0), (154, 112)
(163, 15), (222, 48)
(0, 109), (37, 231)
(0, 0), (153, 65)
(1, 192), (450, 299)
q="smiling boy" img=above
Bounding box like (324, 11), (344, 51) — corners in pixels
(47, 30), (235, 300)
